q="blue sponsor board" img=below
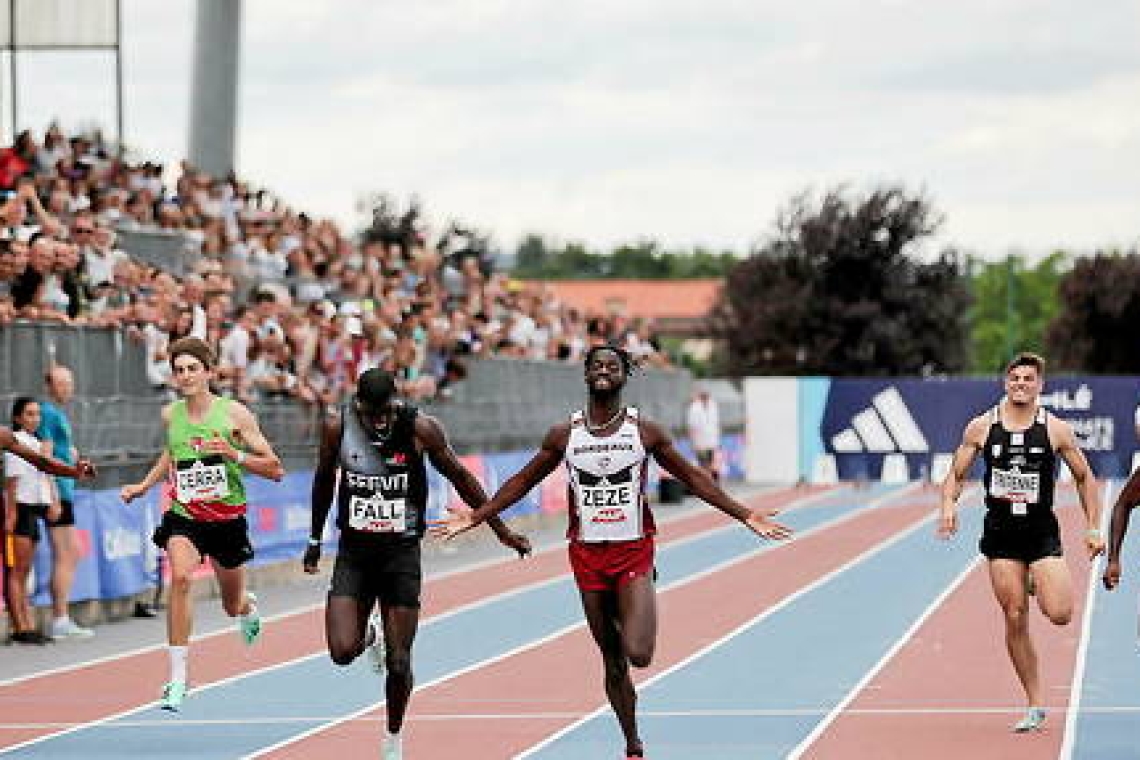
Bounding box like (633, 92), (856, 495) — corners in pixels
(807, 376), (1140, 480)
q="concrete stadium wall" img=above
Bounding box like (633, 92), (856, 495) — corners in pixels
(745, 375), (1140, 484)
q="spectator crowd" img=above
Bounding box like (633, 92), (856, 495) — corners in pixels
(0, 124), (670, 410)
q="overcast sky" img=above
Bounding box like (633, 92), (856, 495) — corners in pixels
(11, 0), (1140, 257)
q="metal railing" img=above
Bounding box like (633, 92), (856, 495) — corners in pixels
(2, 324), (702, 485)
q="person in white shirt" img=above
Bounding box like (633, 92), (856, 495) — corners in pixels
(686, 387), (722, 481)
(3, 398), (61, 644)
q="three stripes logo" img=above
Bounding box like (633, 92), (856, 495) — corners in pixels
(830, 387), (929, 453)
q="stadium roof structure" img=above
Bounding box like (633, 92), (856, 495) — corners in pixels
(532, 278), (722, 336)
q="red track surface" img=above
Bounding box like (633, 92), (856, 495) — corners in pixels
(263, 489), (937, 759)
(0, 486), (835, 752)
(802, 489), (1093, 760)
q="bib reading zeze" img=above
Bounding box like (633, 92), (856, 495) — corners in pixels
(565, 407), (654, 543)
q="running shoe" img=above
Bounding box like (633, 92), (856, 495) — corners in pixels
(1013, 706), (1046, 733)
(367, 612), (386, 675)
(160, 680), (188, 711)
(10, 630), (52, 645)
(239, 592), (261, 645)
(382, 732), (402, 760)
(51, 618), (95, 639)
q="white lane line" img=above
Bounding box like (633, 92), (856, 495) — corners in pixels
(242, 484), (923, 759)
(0, 485), (851, 757)
(1059, 479), (1117, 760)
(0, 484), (832, 691)
(14, 702), (1140, 732)
(514, 483), (946, 759)
(785, 556), (982, 758)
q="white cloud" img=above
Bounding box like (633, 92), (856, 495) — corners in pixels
(12, 0), (1139, 257)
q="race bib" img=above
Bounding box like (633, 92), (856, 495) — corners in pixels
(580, 484), (635, 527)
(348, 493), (408, 533)
(991, 468), (1040, 510)
(174, 458), (230, 503)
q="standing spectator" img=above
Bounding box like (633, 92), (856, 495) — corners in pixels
(686, 386), (722, 482)
(181, 274), (209, 340)
(0, 131), (35, 189)
(0, 237), (26, 324)
(38, 364), (94, 638)
(4, 397), (60, 644)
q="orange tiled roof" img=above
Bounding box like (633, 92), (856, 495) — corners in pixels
(527, 279), (722, 320)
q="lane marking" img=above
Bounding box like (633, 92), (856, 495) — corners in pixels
(515, 484), (946, 759)
(1058, 479), (1117, 760)
(0, 485), (851, 756)
(241, 484), (921, 759)
(11, 703), (1140, 731)
(786, 555), (982, 757)
(0, 485), (825, 691)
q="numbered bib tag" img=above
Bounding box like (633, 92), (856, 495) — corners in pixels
(348, 493), (408, 533)
(174, 458), (230, 503)
(991, 468), (1040, 513)
(580, 485), (634, 527)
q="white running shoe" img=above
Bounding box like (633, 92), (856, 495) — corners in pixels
(238, 592), (261, 645)
(51, 618), (94, 639)
(382, 732), (402, 760)
(1013, 706), (1046, 733)
(367, 613), (386, 675)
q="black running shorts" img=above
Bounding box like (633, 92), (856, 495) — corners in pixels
(979, 513), (1063, 565)
(330, 537), (422, 609)
(45, 499), (75, 528)
(152, 511), (255, 569)
(13, 502), (47, 541)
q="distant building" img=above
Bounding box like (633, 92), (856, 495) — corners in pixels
(531, 279), (722, 338)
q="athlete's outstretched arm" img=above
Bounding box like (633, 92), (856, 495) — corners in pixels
(120, 452), (171, 504)
(1103, 466), (1140, 589)
(640, 419), (790, 541)
(436, 423), (569, 540)
(122, 404), (175, 503)
(1, 425), (95, 479)
(303, 414), (341, 574)
(418, 415), (531, 557)
(938, 416), (987, 539)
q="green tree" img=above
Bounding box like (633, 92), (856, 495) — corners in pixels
(1046, 250), (1140, 372)
(967, 252), (1068, 373)
(712, 186), (970, 377)
(509, 236), (738, 280)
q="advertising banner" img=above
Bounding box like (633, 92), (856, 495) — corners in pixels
(808, 376), (1140, 480)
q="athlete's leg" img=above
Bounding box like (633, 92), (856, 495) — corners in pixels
(581, 588), (643, 757)
(616, 574), (658, 668)
(165, 536), (203, 646)
(326, 594), (374, 665)
(47, 523), (78, 622)
(1028, 556), (1073, 626)
(213, 560), (253, 617)
(380, 604), (419, 735)
(989, 558), (1041, 706)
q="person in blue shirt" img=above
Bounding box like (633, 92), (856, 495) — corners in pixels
(38, 364), (93, 639)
